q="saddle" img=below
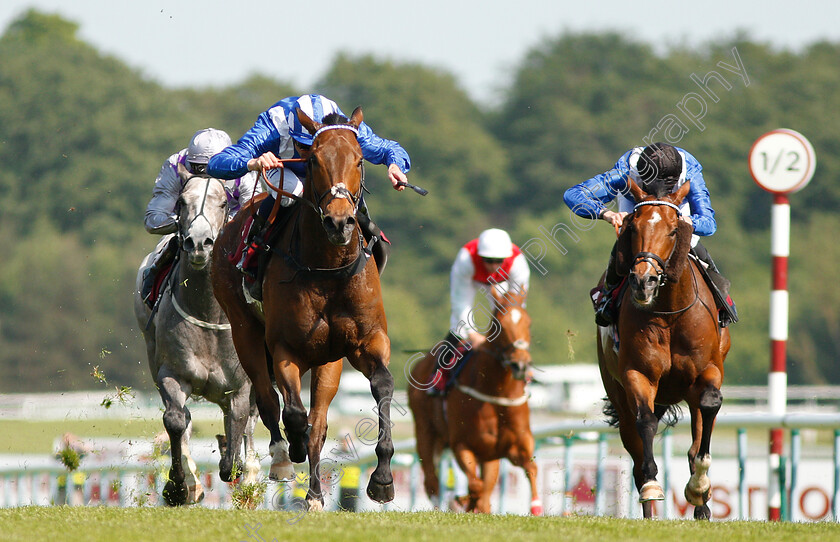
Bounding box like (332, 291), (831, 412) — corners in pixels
(146, 261), (174, 309)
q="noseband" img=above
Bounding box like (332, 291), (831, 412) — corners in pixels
(631, 200), (683, 287)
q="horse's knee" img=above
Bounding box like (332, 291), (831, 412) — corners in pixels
(282, 406), (308, 434)
(700, 386), (723, 412)
(163, 408), (188, 437)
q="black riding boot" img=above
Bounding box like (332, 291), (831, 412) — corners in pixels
(237, 196), (274, 301)
(357, 211), (390, 274)
(594, 243), (621, 327)
(692, 242), (738, 327)
(427, 331), (469, 396)
(141, 236), (178, 307)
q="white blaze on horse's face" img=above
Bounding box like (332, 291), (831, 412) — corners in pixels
(179, 176), (227, 269)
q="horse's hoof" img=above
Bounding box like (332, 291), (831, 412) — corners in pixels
(162, 480), (189, 506)
(366, 479), (395, 503)
(694, 504), (712, 520)
(684, 484), (712, 506)
(306, 497), (324, 511)
(639, 480), (665, 502)
(530, 499), (544, 516)
(188, 484), (205, 504)
(269, 460), (295, 482)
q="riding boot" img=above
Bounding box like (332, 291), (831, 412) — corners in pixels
(692, 242), (738, 327)
(593, 245), (621, 327)
(357, 211), (390, 274)
(141, 236), (178, 307)
(427, 332), (468, 396)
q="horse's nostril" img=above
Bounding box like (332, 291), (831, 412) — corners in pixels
(204, 238), (214, 248)
(183, 238), (195, 252)
(346, 216), (356, 227)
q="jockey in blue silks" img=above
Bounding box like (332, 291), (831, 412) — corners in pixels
(140, 128), (261, 306)
(563, 142), (737, 328)
(207, 94), (411, 300)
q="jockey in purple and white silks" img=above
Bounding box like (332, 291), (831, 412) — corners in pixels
(207, 94), (411, 300)
(563, 142), (737, 328)
(140, 128), (261, 305)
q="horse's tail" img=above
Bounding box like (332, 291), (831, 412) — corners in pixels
(602, 397), (621, 428)
(602, 397), (683, 430)
(655, 403), (683, 429)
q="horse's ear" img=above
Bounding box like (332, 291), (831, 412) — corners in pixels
(628, 178), (647, 202)
(664, 219), (693, 282)
(614, 217), (634, 276)
(669, 180), (691, 205)
(349, 106), (363, 128)
(296, 107), (322, 135)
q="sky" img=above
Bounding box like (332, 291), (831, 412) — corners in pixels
(2, 1), (839, 105)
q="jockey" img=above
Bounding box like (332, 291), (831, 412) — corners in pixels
(140, 128), (261, 307)
(428, 228), (531, 396)
(563, 142), (738, 328)
(207, 94), (411, 301)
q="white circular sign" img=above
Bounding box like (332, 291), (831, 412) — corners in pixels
(749, 129), (816, 194)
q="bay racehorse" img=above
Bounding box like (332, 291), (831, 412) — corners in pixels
(408, 289), (541, 514)
(134, 165), (260, 506)
(598, 179), (731, 519)
(211, 107), (395, 510)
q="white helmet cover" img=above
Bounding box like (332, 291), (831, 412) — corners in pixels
(187, 128), (232, 164)
(477, 228), (513, 259)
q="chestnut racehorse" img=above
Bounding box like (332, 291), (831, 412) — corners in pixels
(211, 108), (395, 510)
(407, 289), (541, 514)
(598, 179), (731, 519)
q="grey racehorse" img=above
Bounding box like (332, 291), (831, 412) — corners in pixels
(134, 164), (260, 506)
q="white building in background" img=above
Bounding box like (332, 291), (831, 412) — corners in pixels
(527, 364), (603, 414)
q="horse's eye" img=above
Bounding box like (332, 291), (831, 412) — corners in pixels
(668, 228), (678, 237)
(357, 159), (363, 168)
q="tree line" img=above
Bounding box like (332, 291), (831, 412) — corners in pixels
(1, 10), (838, 392)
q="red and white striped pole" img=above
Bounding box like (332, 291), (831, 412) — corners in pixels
(749, 128), (815, 522)
(767, 193), (790, 521)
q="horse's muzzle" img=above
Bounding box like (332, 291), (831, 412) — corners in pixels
(183, 236), (213, 269)
(629, 272), (659, 307)
(322, 214), (356, 246)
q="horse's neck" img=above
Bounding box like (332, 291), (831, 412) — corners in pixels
(465, 344), (522, 395)
(173, 256), (224, 320)
(658, 261), (699, 310)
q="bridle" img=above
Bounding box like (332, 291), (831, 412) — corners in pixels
(630, 200), (699, 317)
(179, 175), (229, 247)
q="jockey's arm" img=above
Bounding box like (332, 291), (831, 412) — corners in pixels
(564, 150), (634, 220)
(208, 113), (283, 180)
(449, 248), (479, 342)
(144, 155), (182, 235)
(684, 173), (716, 236)
(357, 121), (411, 190)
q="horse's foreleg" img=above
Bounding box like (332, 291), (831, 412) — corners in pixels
(158, 375), (192, 506)
(349, 333), (396, 504)
(272, 354), (310, 465)
(686, 370), (723, 520)
(219, 390), (251, 483)
(228, 322), (288, 479)
(305, 362), (342, 511)
(476, 460), (500, 514)
(242, 402), (261, 485)
(452, 444), (481, 512)
(622, 370), (663, 516)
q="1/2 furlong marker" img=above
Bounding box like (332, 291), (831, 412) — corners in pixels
(748, 128), (816, 521)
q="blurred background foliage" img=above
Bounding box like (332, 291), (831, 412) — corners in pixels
(1, 10), (838, 392)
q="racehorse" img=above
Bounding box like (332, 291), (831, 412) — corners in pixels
(211, 107), (396, 511)
(598, 179), (731, 519)
(407, 289), (542, 515)
(134, 165), (260, 506)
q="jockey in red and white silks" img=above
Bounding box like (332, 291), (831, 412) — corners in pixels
(450, 229), (531, 344)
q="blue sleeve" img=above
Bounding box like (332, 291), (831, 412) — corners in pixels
(357, 121), (411, 173)
(682, 152), (716, 236)
(563, 150), (633, 219)
(207, 112), (282, 180)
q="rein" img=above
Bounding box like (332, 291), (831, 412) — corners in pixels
(455, 383), (530, 407)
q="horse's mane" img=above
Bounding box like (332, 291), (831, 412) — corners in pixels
(321, 112), (350, 126)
